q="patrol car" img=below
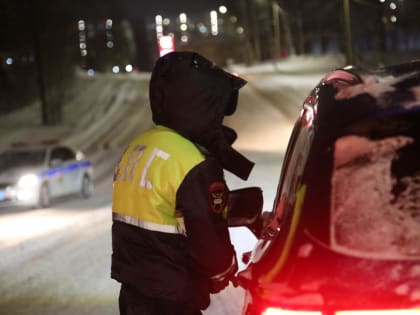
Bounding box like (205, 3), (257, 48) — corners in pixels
(0, 142), (94, 208)
(230, 60), (420, 315)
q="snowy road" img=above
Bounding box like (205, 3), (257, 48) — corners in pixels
(0, 56), (342, 315)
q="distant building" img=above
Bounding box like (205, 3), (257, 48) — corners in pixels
(77, 18), (137, 73)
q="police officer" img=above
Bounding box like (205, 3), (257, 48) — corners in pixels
(111, 51), (255, 315)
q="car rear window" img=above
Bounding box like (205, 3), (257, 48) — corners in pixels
(329, 111), (420, 259)
(0, 149), (46, 170)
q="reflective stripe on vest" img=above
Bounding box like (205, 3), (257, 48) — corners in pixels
(112, 125), (205, 228)
(113, 212), (185, 235)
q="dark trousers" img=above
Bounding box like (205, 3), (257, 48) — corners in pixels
(119, 284), (203, 315)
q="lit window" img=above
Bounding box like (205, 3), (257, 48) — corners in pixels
(78, 20), (85, 31)
(210, 10), (218, 36)
(179, 13), (187, 24)
(125, 64), (133, 72)
(106, 19), (113, 29)
(155, 15), (162, 24)
(262, 308), (322, 315)
(112, 66), (120, 74)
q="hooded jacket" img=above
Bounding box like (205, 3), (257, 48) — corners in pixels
(149, 51), (254, 180)
(111, 52), (254, 310)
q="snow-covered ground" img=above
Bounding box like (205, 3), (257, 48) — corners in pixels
(0, 54), (345, 315)
(0, 53), (345, 154)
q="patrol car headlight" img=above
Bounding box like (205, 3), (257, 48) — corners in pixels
(17, 174), (39, 188)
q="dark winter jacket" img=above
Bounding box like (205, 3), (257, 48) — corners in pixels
(111, 51), (253, 309)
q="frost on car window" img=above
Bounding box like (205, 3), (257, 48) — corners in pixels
(330, 134), (420, 259)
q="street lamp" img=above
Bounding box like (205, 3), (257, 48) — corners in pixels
(343, 0), (354, 65)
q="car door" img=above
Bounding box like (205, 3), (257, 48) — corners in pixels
(48, 147), (67, 197)
(248, 101), (315, 266)
(59, 146), (80, 194)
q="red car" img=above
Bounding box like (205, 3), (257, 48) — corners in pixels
(229, 61), (420, 315)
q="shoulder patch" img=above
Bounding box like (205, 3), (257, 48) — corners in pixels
(209, 181), (228, 214)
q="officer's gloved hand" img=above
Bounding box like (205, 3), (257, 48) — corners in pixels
(208, 255), (238, 294)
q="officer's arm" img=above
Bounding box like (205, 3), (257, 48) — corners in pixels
(176, 157), (237, 290)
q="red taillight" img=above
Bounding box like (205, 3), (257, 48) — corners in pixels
(262, 308), (322, 315)
(337, 310), (420, 315)
(261, 308), (420, 315)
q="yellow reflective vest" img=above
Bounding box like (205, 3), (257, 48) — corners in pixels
(112, 125), (205, 233)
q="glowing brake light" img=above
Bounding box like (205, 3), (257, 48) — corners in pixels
(262, 308), (420, 315)
(262, 308), (322, 315)
(337, 310), (420, 315)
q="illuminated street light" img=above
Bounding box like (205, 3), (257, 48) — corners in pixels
(179, 13), (188, 32)
(78, 19), (87, 58)
(163, 18), (170, 26)
(390, 15), (397, 22)
(78, 20), (85, 31)
(6, 57), (13, 65)
(181, 35), (189, 43)
(389, 2), (397, 10)
(379, 0), (385, 2)
(219, 5), (227, 14)
(179, 13), (187, 24)
(198, 23), (208, 34)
